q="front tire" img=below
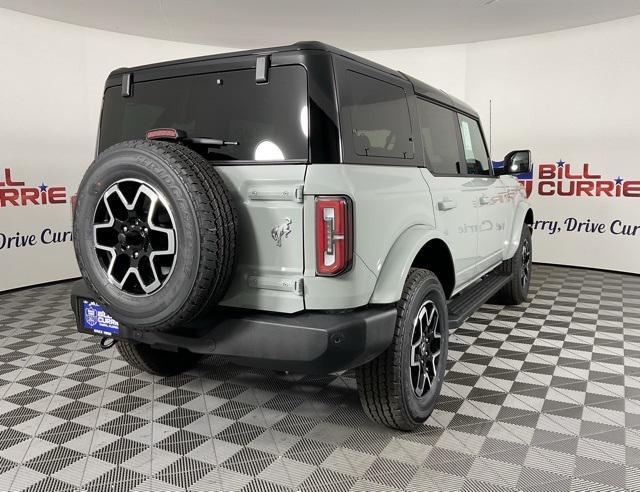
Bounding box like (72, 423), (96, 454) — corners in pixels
(116, 341), (202, 376)
(356, 269), (449, 431)
(492, 225), (532, 305)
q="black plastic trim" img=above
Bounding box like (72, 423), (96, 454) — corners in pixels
(121, 73), (132, 97)
(255, 55), (270, 83)
(70, 280), (396, 374)
(447, 272), (511, 329)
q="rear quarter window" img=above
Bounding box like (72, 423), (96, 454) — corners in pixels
(340, 70), (414, 161)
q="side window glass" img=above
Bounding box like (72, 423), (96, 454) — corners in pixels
(458, 114), (490, 175)
(343, 70), (414, 159)
(417, 99), (462, 175)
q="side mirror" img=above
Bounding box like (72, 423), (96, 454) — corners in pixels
(495, 150), (532, 176)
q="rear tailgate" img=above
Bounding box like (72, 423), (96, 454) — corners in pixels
(216, 165), (306, 313)
(98, 61), (310, 313)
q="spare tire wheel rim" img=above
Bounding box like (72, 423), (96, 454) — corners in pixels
(93, 178), (177, 296)
(410, 299), (442, 397)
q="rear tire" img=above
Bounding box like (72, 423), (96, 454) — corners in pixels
(356, 269), (448, 431)
(116, 341), (202, 376)
(492, 225), (532, 305)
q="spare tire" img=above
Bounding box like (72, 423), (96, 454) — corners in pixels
(73, 139), (238, 332)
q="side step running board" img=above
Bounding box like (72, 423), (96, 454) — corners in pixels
(447, 272), (511, 330)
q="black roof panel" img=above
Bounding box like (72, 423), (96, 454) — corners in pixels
(109, 41), (381, 76)
(403, 74), (479, 118)
(110, 40), (478, 118)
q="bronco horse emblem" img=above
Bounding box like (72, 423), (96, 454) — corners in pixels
(271, 218), (292, 247)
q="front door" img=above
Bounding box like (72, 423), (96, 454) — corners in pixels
(475, 176), (510, 273)
(457, 114), (508, 274)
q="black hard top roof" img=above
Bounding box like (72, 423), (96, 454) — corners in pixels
(112, 41), (478, 118)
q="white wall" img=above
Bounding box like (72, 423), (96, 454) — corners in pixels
(1, 9), (638, 292)
(358, 45), (467, 101)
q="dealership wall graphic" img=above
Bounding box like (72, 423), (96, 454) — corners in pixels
(0, 166), (78, 291)
(0, 9), (218, 292)
(1, 10), (639, 292)
(516, 159), (640, 274)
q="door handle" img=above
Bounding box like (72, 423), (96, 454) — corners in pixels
(438, 199), (457, 211)
(479, 195), (491, 205)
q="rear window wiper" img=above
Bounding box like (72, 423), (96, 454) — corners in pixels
(146, 128), (238, 147)
(185, 137), (239, 147)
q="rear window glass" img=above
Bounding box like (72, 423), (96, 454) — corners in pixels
(99, 65), (309, 162)
(342, 70), (414, 160)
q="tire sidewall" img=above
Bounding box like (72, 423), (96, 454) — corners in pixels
(74, 144), (201, 327)
(399, 273), (449, 425)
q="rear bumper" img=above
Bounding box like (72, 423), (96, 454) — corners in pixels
(70, 280), (396, 374)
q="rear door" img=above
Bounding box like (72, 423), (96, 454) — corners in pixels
(416, 99), (482, 289)
(99, 64), (309, 312)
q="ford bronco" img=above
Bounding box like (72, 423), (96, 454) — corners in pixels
(71, 42), (533, 430)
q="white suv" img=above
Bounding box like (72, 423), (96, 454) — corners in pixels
(71, 41), (533, 430)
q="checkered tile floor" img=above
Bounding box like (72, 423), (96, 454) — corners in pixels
(0, 265), (639, 491)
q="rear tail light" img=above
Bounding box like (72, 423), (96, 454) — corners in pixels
(315, 196), (353, 276)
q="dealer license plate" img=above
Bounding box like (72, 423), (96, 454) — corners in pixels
(81, 300), (120, 336)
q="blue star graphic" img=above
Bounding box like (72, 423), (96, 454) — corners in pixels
(615, 176), (623, 185)
(38, 182), (48, 193)
(556, 159), (565, 167)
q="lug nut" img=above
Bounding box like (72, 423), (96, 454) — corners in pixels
(144, 227), (148, 233)
(122, 226), (128, 232)
(134, 252), (139, 259)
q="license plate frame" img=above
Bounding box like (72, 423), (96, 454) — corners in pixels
(80, 299), (120, 337)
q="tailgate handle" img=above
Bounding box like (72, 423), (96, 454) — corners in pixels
(248, 275), (304, 295)
(248, 185), (304, 203)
